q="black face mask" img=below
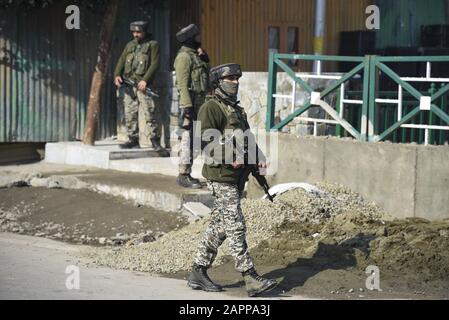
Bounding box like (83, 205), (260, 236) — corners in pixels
(183, 38), (201, 50)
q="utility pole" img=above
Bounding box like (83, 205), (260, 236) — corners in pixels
(313, 0), (326, 73)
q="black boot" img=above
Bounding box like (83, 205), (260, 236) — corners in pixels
(150, 137), (162, 151)
(242, 268), (277, 297)
(188, 174), (201, 184)
(119, 138), (140, 149)
(176, 174), (202, 189)
(187, 264), (222, 292)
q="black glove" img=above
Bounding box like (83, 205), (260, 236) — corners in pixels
(199, 51), (210, 63)
(178, 107), (195, 129)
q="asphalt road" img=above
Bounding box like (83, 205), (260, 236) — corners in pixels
(0, 233), (306, 300)
(0, 233), (240, 300)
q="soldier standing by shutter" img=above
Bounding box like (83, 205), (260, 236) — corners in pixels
(174, 24), (210, 189)
(114, 21), (163, 150)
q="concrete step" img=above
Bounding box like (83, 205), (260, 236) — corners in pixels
(108, 157), (203, 177)
(46, 140), (167, 162)
(45, 141), (203, 178)
(74, 171), (213, 213)
(1, 169), (213, 213)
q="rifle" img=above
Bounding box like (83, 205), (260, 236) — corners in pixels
(247, 164), (274, 202)
(237, 150), (275, 202)
(231, 117), (274, 202)
(122, 76), (160, 99)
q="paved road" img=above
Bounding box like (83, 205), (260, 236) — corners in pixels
(0, 233), (307, 300)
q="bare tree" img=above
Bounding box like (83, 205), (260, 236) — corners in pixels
(83, 0), (119, 145)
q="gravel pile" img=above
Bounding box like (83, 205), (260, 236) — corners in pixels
(0, 204), (34, 234)
(87, 182), (388, 274)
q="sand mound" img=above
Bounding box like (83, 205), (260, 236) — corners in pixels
(86, 182), (449, 281)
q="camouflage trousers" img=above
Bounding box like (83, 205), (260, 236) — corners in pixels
(178, 125), (201, 174)
(178, 93), (205, 175)
(194, 180), (254, 273)
(121, 87), (159, 141)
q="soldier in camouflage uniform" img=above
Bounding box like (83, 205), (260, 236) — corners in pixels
(114, 21), (162, 150)
(174, 24), (210, 188)
(187, 64), (278, 297)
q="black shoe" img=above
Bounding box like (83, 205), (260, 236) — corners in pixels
(177, 174), (202, 189)
(187, 264), (222, 292)
(119, 139), (140, 149)
(188, 175), (201, 184)
(242, 268), (278, 297)
(150, 137), (162, 151)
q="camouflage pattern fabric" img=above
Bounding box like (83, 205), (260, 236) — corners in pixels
(193, 180), (254, 273)
(121, 86), (159, 141)
(178, 93), (205, 175)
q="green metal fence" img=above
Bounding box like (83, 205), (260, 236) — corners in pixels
(267, 53), (370, 141)
(267, 53), (449, 145)
(369, 56), (449, 145)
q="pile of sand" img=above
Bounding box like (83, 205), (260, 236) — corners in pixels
(86, 182), (396, 274)
(86, 182), (449, 281)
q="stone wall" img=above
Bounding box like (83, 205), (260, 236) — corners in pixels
(238, 72), (342, 135)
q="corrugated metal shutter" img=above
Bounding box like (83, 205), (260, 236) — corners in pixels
(0, 0), (169, 142)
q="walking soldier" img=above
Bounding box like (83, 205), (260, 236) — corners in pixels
(187, 63), (278, 297)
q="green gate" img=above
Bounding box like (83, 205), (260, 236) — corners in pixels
(266, 53), (449, 145)
(368, 56), (449, 145)
(267, 54), (370, 141)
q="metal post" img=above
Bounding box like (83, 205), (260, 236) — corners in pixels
(428, 83), (437, 144)
(313, 0), (326, 72)
(266, 52), (278, 131)
(335, 84), (344, 137)
(368, 56), (377, 141)
(361, 55), (371, 141)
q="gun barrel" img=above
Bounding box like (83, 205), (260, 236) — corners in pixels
(250, 165), (274, 202)
(121, 77), (159, 98)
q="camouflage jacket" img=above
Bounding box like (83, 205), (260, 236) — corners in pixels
(197, 95), (252, 184)
(174, 46), (210, 108)
(114, 37), (160, 83)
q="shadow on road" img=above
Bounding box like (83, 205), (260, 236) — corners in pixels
(222, 233), (377, 298)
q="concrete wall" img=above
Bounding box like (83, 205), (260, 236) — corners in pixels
(113, 70), (449, 221)
(248, 134), (449, 221)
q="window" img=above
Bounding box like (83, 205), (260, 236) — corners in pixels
(287, 27), (299, 54)
(268, 26), (280, 54)
(267, 24), (300, 67)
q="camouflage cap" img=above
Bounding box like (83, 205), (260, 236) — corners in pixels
(176, 24), (200, 43)
(209, 63), (242, 88)
(130, 21), (149, 32)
